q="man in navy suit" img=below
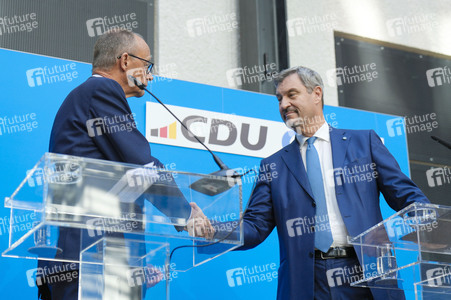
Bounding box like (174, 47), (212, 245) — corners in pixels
(38, 29), (209, 299)
(238, 66), (429, 299)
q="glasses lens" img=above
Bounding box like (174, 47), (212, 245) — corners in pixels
(147, 63), (153, 74)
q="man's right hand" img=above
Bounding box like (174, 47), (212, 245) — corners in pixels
(186, 202), (215, 240)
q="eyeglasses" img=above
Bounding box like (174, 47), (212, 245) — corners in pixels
(117, 53), (154, 74)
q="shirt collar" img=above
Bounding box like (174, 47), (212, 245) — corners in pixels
(295, 121), (330, 146)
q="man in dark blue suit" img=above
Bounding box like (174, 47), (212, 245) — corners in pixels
(238, 66), (429, 300)
(38, 29), (207, 299)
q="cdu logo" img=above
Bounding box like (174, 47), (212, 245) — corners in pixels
(181, 115), (268, 151)
(146, 103), (287, 158)
(150, 122), (177, 139)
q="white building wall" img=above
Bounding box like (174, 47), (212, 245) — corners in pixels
(285, 0), (451, 106)
(155, 0), (240, 87)
(155, 0), (451, 106)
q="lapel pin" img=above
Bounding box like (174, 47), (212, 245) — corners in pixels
(343, 137), (347, 140)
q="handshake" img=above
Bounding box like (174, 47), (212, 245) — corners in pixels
(185, 202), (216, 240)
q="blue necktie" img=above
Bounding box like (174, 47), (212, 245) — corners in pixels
(306, 137), (333, 252)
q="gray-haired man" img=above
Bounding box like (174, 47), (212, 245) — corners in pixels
(236, 66), (429, 299)
(38, 29), (210, 300)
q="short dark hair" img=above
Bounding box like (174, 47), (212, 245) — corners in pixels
(92, 29), (137, 71)
(274, 66), (324, 108)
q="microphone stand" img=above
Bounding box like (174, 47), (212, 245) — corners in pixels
(431, 136), (451, 151)
(128, 75), (240, 196)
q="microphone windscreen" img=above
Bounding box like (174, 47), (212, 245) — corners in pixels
(127, 75), (145, 90)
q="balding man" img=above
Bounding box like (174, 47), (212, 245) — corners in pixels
(37, 29), (204, 300)
(50, 29), (157, 164)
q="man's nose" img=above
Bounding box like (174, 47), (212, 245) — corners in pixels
(146, 72), (153, 82)
(279, 97), (290, 109)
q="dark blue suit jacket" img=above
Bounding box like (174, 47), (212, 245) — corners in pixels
(50, 76), (160, 165)
(50, 75), (191, 246)
(38, 76), (190, 298)
(239, 127), (429, 300)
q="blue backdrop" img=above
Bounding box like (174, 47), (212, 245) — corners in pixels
(0, 48), (412, 299)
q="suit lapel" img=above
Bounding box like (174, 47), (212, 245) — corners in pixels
(330, 127), (350, 170)
(281, 127), (350, 202)
(281, 140), (314, 200)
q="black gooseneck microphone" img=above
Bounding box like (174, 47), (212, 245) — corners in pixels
(431, 136), (451, 150)
(128, 75), (240, 196)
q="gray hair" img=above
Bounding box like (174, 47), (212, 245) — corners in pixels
(92, 29), (138, 71)
(274, 66), (324, 108)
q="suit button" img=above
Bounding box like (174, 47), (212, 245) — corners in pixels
(309, 252), (313, 258)
(312, 202), (316, 207)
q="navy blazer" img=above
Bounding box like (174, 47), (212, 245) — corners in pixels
(38, 76), (191, 295)
(50, 75), (191, 218)
(50, 76), (160, 165)
(239, 127), (429, 300)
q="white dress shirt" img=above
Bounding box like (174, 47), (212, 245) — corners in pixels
(296, 122), (349, 247)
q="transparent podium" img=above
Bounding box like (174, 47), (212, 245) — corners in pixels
(3, 153), (243, 299)
(348, 202), (451, 299)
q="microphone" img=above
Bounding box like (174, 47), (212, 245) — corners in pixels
(431, 136), (451, 150)
(128, 75), (240, 196)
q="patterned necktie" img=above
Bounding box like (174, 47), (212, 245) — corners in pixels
(306, 137), (333, 252)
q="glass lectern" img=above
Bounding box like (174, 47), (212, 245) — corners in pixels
(349, 202), (451, 300)
(3, 153), (243, 299)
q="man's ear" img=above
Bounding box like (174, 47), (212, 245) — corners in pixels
(313, 86), (323, 105)
(118, 53), (128, 71)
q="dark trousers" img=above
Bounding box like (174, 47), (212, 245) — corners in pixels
(314, 256), (374, 300)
